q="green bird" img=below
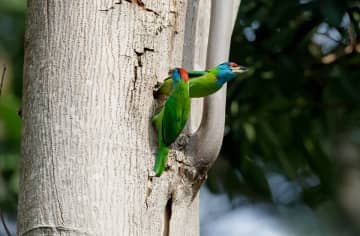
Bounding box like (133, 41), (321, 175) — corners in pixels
(153, 62), (248, 98)
(152, 67), (190, 177)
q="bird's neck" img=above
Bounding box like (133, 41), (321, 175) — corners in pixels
(214, 70), (234, 86)
(172, 78), (183, 89)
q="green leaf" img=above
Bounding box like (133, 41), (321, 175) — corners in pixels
(0, 0), (26, 14)
(0, 94), (21, 140)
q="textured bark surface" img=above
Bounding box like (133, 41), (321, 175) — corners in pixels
(19, 0), (200, 235)
(18, 0), (241, 235)
(183, 0), (210, 134)
(188, 0), (240, 175)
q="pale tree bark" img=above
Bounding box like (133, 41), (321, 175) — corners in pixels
(18, 0), (240, 236)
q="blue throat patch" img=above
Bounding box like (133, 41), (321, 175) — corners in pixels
(216, 70), (235, 86)
(172, 69), (181, 82)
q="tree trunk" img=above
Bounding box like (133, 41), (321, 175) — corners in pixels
(18, 0), (240, 235)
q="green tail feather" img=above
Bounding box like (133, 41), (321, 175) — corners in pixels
(154, 143), (169, 177)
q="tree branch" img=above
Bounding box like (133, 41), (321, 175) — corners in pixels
(0, 65), (6, 96)
(189, 0), (241, 170)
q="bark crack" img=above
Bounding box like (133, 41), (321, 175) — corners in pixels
(156, 22), (176, 36)
(124, 0), (160, 16)
(133, 66), (139, 88)
(134, 48), (154, 66)
(98, 1), (122, 11)
(145, 175), (153, 209)
(144, 47), (155, 53)
(163, 195), (173, 236)
(98, 6), (115, 11)
(134, 51), (143, 67)
(124, 0), (144, 7)
(45, 0), (51, 48)
(127, 65), (138, 107)
(19, 225), (94, 236)
(132, 47), (154, 94)
(51, 156), (64, 225)
(144, 7), (160, 16)
(125, 48), (154, 111)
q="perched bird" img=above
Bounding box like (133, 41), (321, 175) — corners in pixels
(153, 62), (248, 98)
(152, 67), (190, 177)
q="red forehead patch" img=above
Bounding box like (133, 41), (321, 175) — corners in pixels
(231, 62), (238, 67)
(179, 68), (189, 82)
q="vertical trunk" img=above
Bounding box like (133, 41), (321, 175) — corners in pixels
(18, 0), (198, 235)
(18, 0), (242, 235)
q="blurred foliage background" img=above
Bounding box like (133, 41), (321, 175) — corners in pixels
(0, 0), (25, 214)
(0, 0), (359, 231)
(207, 0), (360, 230)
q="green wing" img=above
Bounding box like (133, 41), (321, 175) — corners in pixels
(188, 70), (207, 78)
(151, 108), (164, 134)
(162, 81), (190, 146)
(189, 72), (221, 97)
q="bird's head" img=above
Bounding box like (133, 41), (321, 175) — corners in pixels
(216, 62), (248, 85)
(172, 67), (189, 83)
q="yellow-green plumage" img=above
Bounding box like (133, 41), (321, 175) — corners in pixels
(153, 62), (248, 98)
(155, 70), (219, 98)
(153, 68), (190, 177)
(188, 68), (221, 97)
